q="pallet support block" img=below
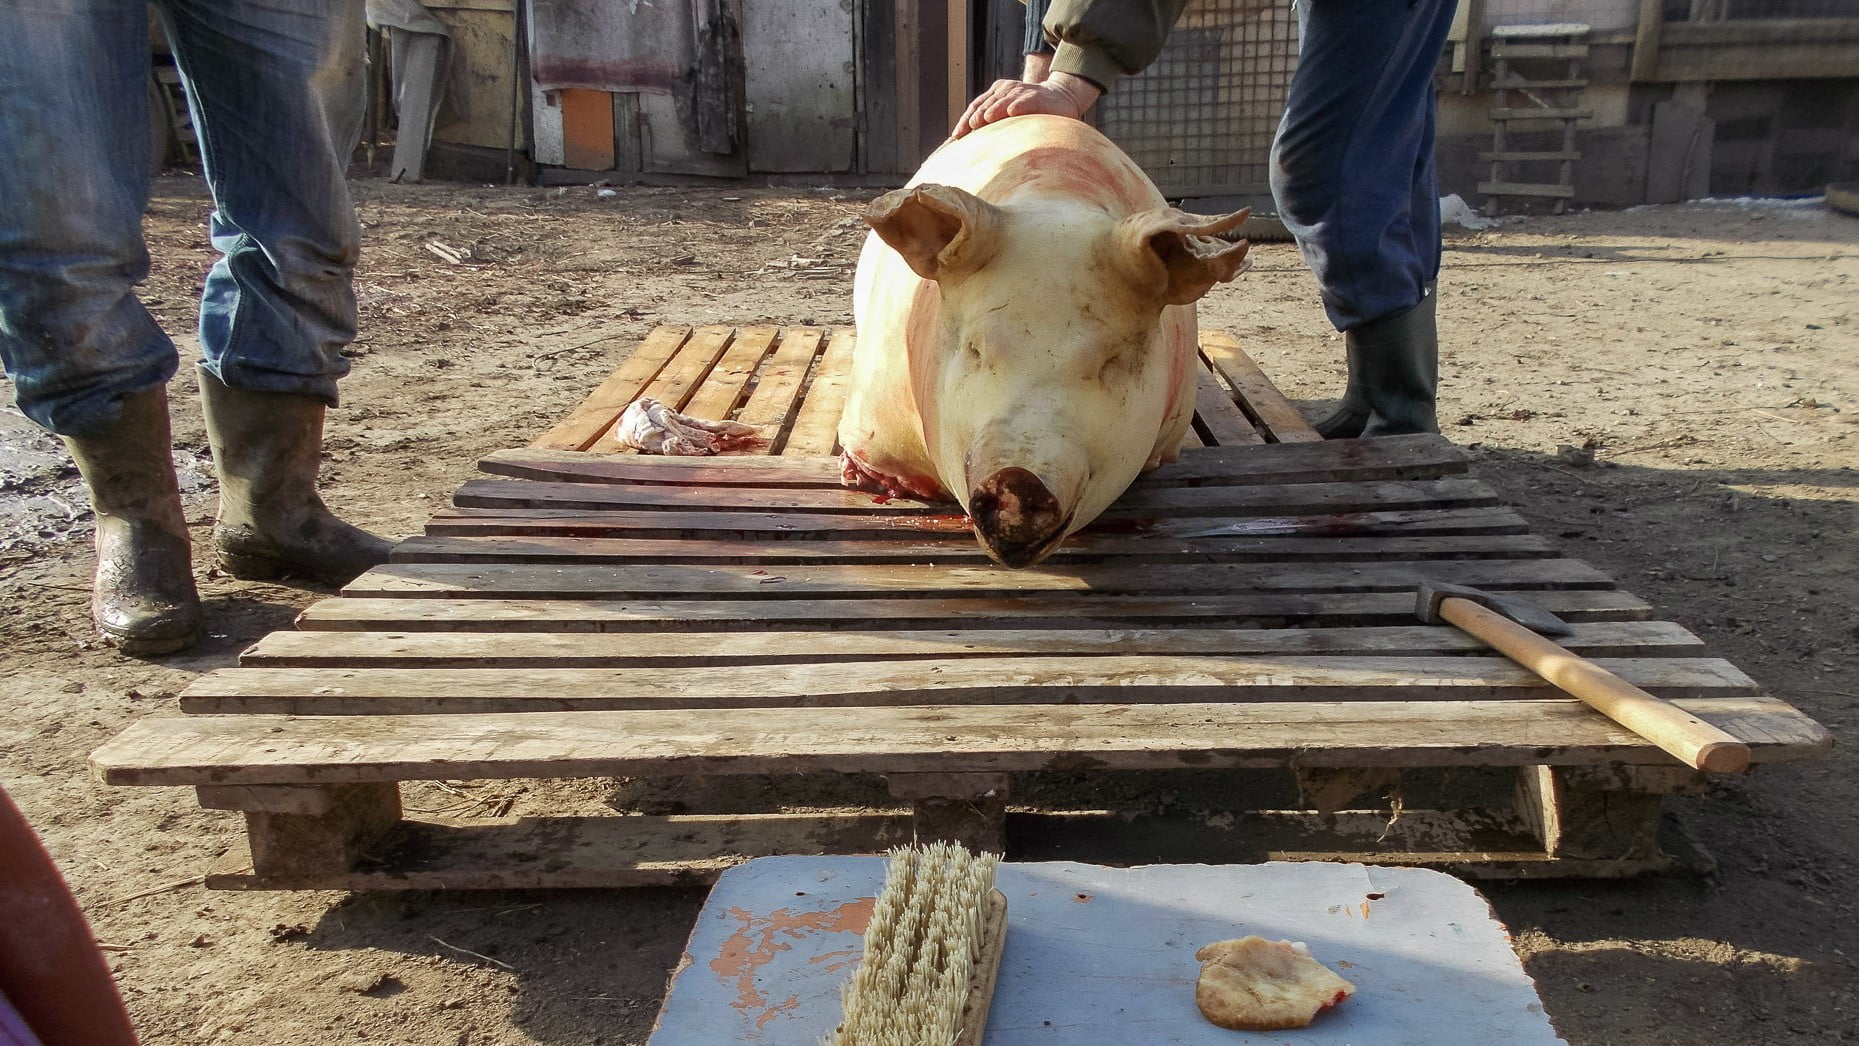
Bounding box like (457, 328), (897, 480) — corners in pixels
(1294, 765), (1403, 821)
(888, 772), (1011, 852)
(236, 783), (403, 877)
(1514, 764), (1703, 864)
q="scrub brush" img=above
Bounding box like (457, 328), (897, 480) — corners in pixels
(828, 842), (1007, 1046)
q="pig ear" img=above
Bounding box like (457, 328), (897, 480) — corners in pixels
(865, 184), (1004, 281)
(1119, 207), (1253, 306)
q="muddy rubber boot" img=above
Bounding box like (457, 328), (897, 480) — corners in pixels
(61, 388), (202, 655)
(199, 370), (392, 585)
(1311, 288), (1440, 439)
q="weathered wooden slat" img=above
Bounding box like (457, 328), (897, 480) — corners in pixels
(340, 557), (1613, 600)
(422, 505), (1531, 540)
(240, 621), (1709, 669)
(202, 812), (918, 891)
(477, 432), (1468, 489)
(177, 655), (1758, 715)
(584, 325), (738, 453)
(1192, 367), (1264, 446)
(680, 326), (778, 423)
(530, 326), (692, 451)
(1200, 331), (1323, 444)
(297, 589), (1656, 632)
(450, 476), (1500, 516)
(90, 696), (1832, 787)
(389, 532), (1558, 565)
(731, 327), (824, 453)
(782, 328), (857, 454)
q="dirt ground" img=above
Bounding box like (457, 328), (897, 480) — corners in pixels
(2, 172), (1855, 1046)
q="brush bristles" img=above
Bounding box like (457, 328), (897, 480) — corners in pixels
(829, 843), (1002, 1046)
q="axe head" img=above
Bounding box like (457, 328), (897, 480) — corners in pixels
(1415, 580), (1574, 637)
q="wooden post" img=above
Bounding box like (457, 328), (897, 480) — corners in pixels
(947, 0), (970, 132)
(889, 772), (1009, 853)
(894, 0), (922, 170)
(1631, 0), (1666, 81)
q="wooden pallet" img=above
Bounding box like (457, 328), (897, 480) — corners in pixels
(89, 326), (1830, 890)
(529, 324), (1323, 455)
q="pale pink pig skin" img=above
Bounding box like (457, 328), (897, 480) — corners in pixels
(837, 114), (1249, 567)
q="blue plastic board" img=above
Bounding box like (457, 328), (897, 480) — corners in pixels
(649, 857), (1565, 1045)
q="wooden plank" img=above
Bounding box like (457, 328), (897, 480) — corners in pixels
(783, 328), (858, 454)
(946, 0), (969, 131)
(1648, 24), (1859, 81)
(1478, 150), (1582, 162)
(531, 326), (692, 451)
(388, 531), (1559, 565)
(583, 325), (738, 453)
(423, 505), (1533, 540)
(1488, 43), (1588, 59)
(1192, 367), (1264, 446)
(204, 811), (918, 891)
(1479, 181), (1578, 199)
(339, 557), (1614, 600)
(90, 696), (1832, 788)
(449, 476), (1502, 516)
(733, 327), (825, 452)
(196, 784), (336, 815)
(297, 589), (1657, 633)
(177, 655), (1759, 715)
(558, 88), (615, 170)
(1488, 108), (1593, 121)
(241, 621), (1708, 669)
(1199, 332), (1323, 443)
(197, 807), (1698, 891)
(1630, 0), (1663, 82)
(680, 326), (779, 424)
(893, 0), (922, 171)
(479, 432), (1470, 489)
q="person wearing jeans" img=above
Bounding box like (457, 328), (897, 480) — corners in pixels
(955, 0), (1456, 440)
(0, 0), (390, 655)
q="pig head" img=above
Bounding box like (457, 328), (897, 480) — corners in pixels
(837, 114), (1250, 567)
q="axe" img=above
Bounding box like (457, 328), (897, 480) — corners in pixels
(1416, 581), (1750, 773)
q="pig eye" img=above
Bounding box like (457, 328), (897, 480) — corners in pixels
(964, 338), (983, 361)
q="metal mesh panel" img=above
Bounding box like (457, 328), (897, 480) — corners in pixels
(1094, 0), (1299, 198)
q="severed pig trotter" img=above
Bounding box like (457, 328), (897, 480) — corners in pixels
(611, 397), (761, 455)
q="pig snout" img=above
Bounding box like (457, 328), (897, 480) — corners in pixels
(968, 466), (1071, 568)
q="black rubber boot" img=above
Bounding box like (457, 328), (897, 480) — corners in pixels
(1311, 288), (1440, 439)
(199, 370), (393, 585)
(62, 387), (202, 655)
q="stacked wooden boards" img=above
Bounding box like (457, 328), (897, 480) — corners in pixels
(88, 327), (1831, 889)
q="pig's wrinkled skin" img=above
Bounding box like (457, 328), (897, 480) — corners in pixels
(837, 114), (1251, 567)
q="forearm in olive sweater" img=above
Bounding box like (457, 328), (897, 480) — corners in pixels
(1040, 0), (1190, 92)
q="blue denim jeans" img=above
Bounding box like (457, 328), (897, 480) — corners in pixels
(0, 0), (365, 438)
(1271, 0), (1458, 332)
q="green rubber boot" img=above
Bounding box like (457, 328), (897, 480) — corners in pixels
(1311, 288), (1440, 439)
(199, 370), (392, 585)
(61, 387), (202, 655)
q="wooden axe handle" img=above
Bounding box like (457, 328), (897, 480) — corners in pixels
(1441, 597), (1751, 773)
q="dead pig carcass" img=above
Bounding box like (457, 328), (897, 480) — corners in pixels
(837, 114), (1250, 567)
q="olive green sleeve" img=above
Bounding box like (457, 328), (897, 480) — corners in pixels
(1041, 0), (1190, 93)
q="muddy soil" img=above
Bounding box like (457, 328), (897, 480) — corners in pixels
(1, 174), (1854, 1045)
